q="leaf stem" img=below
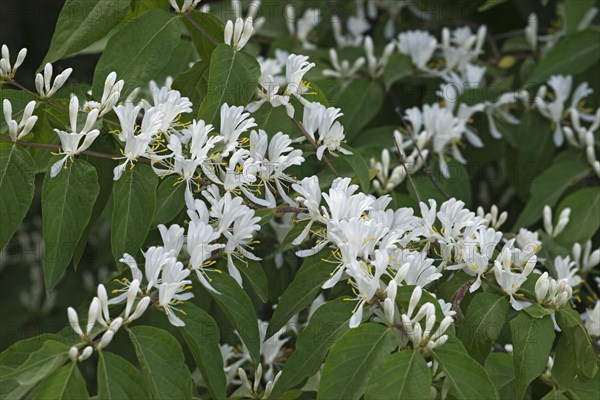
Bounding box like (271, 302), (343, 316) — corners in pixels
(183, 13), (218, 46)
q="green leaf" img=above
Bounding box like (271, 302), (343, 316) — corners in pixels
(552, 328), (578, 390)
(411, 159), (472, 207)
(198, 44), (260, 127)
(267, 250), (335, 337)
(526, 29), (600, 84)
(555, 187), (600, 246)
(364, 350), (431, 400)
(206, 270), (261, 363)
(184, 11), (225, 61)
(485, 353), (517, 399)
(478, 0), (509, 11)
(457, 292), (510, 363)
(269, 299), (354, 399)
(41, 0), (130, 65)
(542, 389), (569, 400)
(238, 260), (269, 302)
(111, 164), (158, 265)
(32, 363), (89, 400)
(339, 79), (385, 141)
(340, 145), (371, 192)
(93, 9), (181, 97)
(128, 326), (193, 400)
(432, 336), (498, 400)
(1, 340), (69, 386)
(383, 53), (413, 90)
(512, 112), (555, 200)
(0, 143), (36, 249)
(152, 176), (186, 226)
(251, 104), (293, 137)
(172, 61), (210, 118)
(509, 313), (556, 400)
(513, 157), (589, 229)
(317, 323), (397, 400)
(179, 303), (226, 400)
(555, 307), (598, 380)
(566, 374), (600, 400)
(42, 159), (99, 292)
(565, 0), (597, 34)
(98, 352), (149, 400)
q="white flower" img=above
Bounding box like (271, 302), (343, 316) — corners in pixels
(3, 99), (37, 141)
(390, 250), (442, 288)
(141, 81), (192, 132)
(51, 96), (100, 177)
(0, 45), (27, 80)
(582, 301), (600, 338)
(219, 103), (257, 156)
(158, 224), (185, 257)
(302, 102), (352, 160)
(169, 0), (200, 13)
(34, 63), (73, 98)
(477, 205), (508, 230)
(158, 258), (194, 326)
(285, 54), (315, 98)
(224, 18), (254, 51)
(84, 72), (124, 117)
(553, 255), (582, 287)
(543, 205), (570, 238)
(331, 14), (370, 48)
(246, 75), (294, 117)
(572, 240), (600, 273)
(363, 36), (395, 79)
(525, 14), (538, 51)
(535, 272), (572, 309)
(397, 30), (437, 70)
(322, 48), (365, 80)
(494, 246), (535, 310)
(186, 213), (224, 293)
(370, 148), (406, 195)
(285, 6), (320, 49)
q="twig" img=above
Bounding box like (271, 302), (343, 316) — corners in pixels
(292, 118), (340, 177)
(452, 280), (473, 311)
(0, 136), (122, 161)
(393, 136), (421, 203)
(183, 13), (218, 45)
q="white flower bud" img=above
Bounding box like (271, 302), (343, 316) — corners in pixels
(97, 284), (110, 323)
(128, 296), (151, 322)
(543, 205), (553, 235)
(86, 297), (100, 335)
(406, 286), (422, 319)
(535, 272), (549, 303)
(68, 346), (78, 362)
(238, 367), (251, 390)
(67, 307), (84, 338)
(97, 330), (114, 349)
(78, 346), (93, 362)
(254, 364), (262, 392)
(108, 317), (124, 333)
(125, 279), (140, 318)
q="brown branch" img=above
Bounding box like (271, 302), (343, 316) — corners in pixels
(0, 135), (123, 161)
(452, 280), (473, 311)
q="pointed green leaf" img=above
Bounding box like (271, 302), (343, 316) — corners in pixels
(128, 326), (193, 400)
(339, 79), (384, 141)
(555, 307), (598, 380)
(432, 336), (498, 400)
(317, 323), (397, 400)
(97, 351), (148, 400)
(184, 11), (225, 61)
(41, 0), (130, 66)
(179, 303), (227, 400)
(32, 363), (89, 400)
(93, 9), (182, 97)
(152, 176), (186, 226)
(556, 187), (600, 246)
(111, 164), (158, 265)
(485, 353), (517, 399)
(340, 145), (371, 192)
(269, 298), (354, 399)
(0, 143), (36, 249)
(238, 260), (269, 303)
(42, 159), (99, 292)
(457, 292), (510, 363)
(197, 44), (260, 127)
(509, 313), (555, 400)
(268, 250), (335, 336)
(1, 340), (70, 386)
(364, 350), (431, 400)
(206, 271), (261, 364)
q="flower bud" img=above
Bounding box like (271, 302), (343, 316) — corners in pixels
(407, 286), (422, 318)
(68, 346), (78, 362)
(67, 307), (84, 338)
(86, 297), (100, 335)
(109, 317), (124, 333)
(125, 279), (140, 318)
(128, 296), (151, 322)
(98, 330), (114, 349)
(78, 346), (93, 362)
(535, 272), (549, 303)
(97, 284), (110, 323)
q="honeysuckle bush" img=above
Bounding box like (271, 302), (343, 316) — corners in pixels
(0, 0), (599, 399)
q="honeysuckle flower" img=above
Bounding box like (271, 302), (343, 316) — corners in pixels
(168, 0), (200, 13)
(525, 13), (538, 51)
(219, 103), (257, 157)
(582, 301), (600, 338)
(158, 224), (185, 257)
(331, 14), (370, 48)
(3, 99), (38, 141)
(347, 250), (389, 328)
(0, 45), (27, 80)
(231, 0), (265, 32)
(158, 258), (194, 326)
(85, 297), (101, 335)
(97, 284), (110, 323)
(128, 296), (150, 322)
(141, 80), (192, 133)
(440, 26), (486, 75)
(370, 148), (406, 195)
(84, 71), (124, 117)
(302, 102), (352, 160)
(401, 287), (453, 350)
(477, 205), (508, 230)
(68, 347), (78, 362)
(34, 63), (72, 98)
(543, 205), (571, 238)
(224, 17), (254, 51)
(67, 306), (84, 339)
(390, 249), (442, 288)
(322, 48), (366, 81)
(398, 30), (437, 71)
(246, 75), (294, 117)
(553, 255), (582, 287)
(51, 96), (100, 177)
(494, 246), (536, 310)
(78, 346), (93, 362)
(363, 36), (395, 79)
(572, 240), (600, 274)
(535, 272), (572, 309)
(284, 54), (315, 97)
(285, 6), (320, 49)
